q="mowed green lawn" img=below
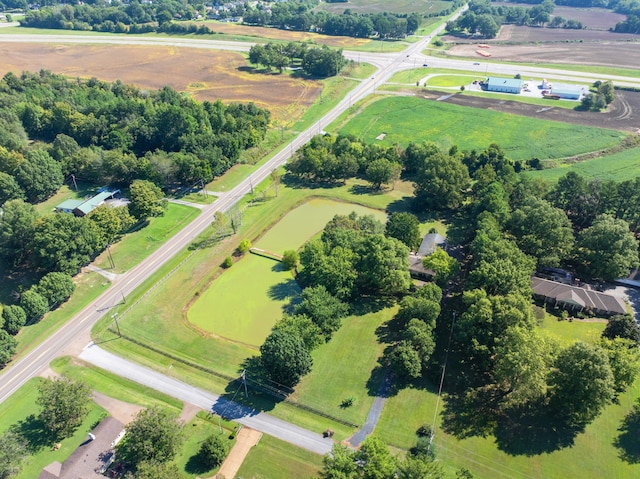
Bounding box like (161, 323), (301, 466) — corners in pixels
(236, 434), (323, 479)
(93, 203), (200, 273)
(524, 146), (640, 183)
(336, 96), (625, 160)
(188, 199), (387, 346)
(0, 378), (108, 479)
(293, 305), (397, 427)
(375, 318), (640, 479)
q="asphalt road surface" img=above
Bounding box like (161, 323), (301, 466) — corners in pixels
(79, 343), (333, 454)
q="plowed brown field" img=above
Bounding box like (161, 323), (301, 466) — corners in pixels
(0, 43), (321, 122)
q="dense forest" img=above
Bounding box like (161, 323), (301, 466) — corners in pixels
(0, 70), (270, 363)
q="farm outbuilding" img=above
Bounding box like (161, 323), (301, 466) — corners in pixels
(485, 77), (522, 94)
(550, 84), (584, 100)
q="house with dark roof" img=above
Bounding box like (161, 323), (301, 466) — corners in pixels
(408, 254), (435, 281)
(531, 277), (627, 316)
(408, 233), (446, 282)
(39, 417), (125, 479)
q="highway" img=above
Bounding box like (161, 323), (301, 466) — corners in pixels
(1, 11), (640, 450)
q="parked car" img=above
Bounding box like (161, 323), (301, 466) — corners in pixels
(473, 62), (480, 65)
(423, 63), (428, 67)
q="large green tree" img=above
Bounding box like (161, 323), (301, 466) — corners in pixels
(117, 407), (184, 466)
(575, 214), (639, 281)
(1, 305), (26, 335)
(508, 196), (574, 267)
(128, 179), (167, 220)
(13, 149), (63, 203)
(294, 285), (349, 339)
(413, 151), (470, 211)
(0, 171), (24, 205)
(385, 212), (421, 251)
(260, 329), (313, 387)
(37, 376), (92, 439)
(422, 249), (460, 287)
(20, 289), (49, 323)
(30, 213), (102, 274)
(125, 461), (185, 479)
(0, 199), (38, 267)
(197, 434), (230, 469)
(0, 329), (17, 367)
(548, 341), (615, 424)
(603, 314), (640, 345)
(0, 430), (27, 479)
(599, 337), (640, 394)
(35, 271), (75, 306)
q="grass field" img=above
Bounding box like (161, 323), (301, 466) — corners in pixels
(236, 434), (323, 478)
(292, 305), (397, 427)
(0, 378), (108, 479)
(188, 199), (386, 346)
(316, 0), (451, 15)
(524, 146), (640, 183)
(93, 203), (200, 273)
(334, 96), (625, 160)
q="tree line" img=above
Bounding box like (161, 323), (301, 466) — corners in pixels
(249, 41), (347, 77)
(447, 0), (584, 39)
(0, 70), (269, 368)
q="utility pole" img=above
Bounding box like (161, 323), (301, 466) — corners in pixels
(71, 174), (78, 191)
(106, 244), (115, 270)
(111, 313), (121, 337)
(121, 291), (126, 304)
(241, 369), (248, 398)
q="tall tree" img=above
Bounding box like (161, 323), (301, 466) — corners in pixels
(422, 248), (460, 288)
(0, 430), (28, 479)
(37, 376), (92, 439)
(548, 341), (615, 424)
(0, 171), (24, 205)
(0, 199), (38, 267)
(13, 149), (63, 203)
(35, 271), (75, 306)
(575, 214), (639, 281)
(414, 152), (470, 211)
(1, 305), (27, 335)
(197, 434), (230, 469)
(19, 289), (49, 323)
(294, 285), (349, 339)
(385, 212), (421, 251)
(30, 213), (102, 274)
(260, 329), (313, 387)
(508, 196), (574, 267)
(603, 314), (640, 345)
(0, 329), (17, 367)
(117, 407), (184, 466)
(128, 179), (167, 220)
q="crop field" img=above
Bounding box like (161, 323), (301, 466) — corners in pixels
(490, 4), (625, 31)
(205, 21), (371, 48)
(316, 0), (451, 15)
(0, 43), (321, 122)
(524, 146), (640, 183)
(335, 96), (625, 160)
(187, 199), (386, 346)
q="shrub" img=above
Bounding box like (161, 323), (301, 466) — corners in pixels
(238, 239), (252, 254)
(222, 256), (234, 268)
(198, 434), (230, 468)
(416, 424), (433, 437)
(282, 249), (299, 270)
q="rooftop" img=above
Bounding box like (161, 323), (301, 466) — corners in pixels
(531, 277), (626, 316)
(486, 77), (523, 89)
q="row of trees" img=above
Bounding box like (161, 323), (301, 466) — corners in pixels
(20, 0), (211, 33)
(580, 80), (615, 111)
(243, 0), (425, 39)
(447, 0), (579, 38)
(249, 42), (347, 77)
(0, 70), (270, 187)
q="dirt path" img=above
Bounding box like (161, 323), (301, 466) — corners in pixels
(178, 401), (201, 424)
(92, 391), (143, 424)
(214, 427), (262, 479)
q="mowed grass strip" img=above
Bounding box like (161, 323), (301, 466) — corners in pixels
(524, 146), (640, 183)
(236, 434), (323, 479)
(93, 203), (200, 273)
(336, 96), (625, 160)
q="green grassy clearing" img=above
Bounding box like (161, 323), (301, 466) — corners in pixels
(537, 313), (605, 346)
(344, 39), (408, 53)
(342, 61), (377, 80)
(426, 74), (477, 87)
(0, 378), (108, 479)
(93, 203), (200, 273)
(51, 356), (183, 410)
(292, 305), (397, 427)
(524, 146), (640, 183)
(292, 76), (360, 131)
(188, 199), (386, 346)
(333, 95), (625, 160)
(236, 434), (324, 479)
(173, 191), (215, 205)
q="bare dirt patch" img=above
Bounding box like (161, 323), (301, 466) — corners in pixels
(446, 39), (640, 69)
(415, 88), (640, 132)
(0, 43), (321, 122)
(206, 21), (371, 48)
(214, 427), (262, 479)
(92, 391), (144, 424)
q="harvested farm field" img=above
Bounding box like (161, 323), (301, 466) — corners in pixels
(205, 21), (372, 48)
(417, 89), (640, 132)
(491, 5), (626, 30)
(0, 43), (321, 122)
(446, 40), (640, 69)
